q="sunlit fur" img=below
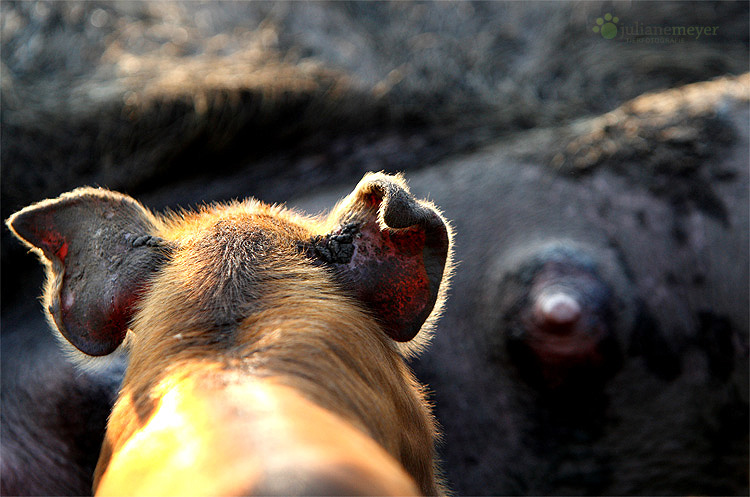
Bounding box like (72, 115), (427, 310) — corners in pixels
(7, 173), (452, 495)
(93, 194), (446, 495)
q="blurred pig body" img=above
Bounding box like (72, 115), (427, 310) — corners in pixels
(294, 76), (750, 495)
(410, 78), (750, 495)
(1, 308), (124, 496)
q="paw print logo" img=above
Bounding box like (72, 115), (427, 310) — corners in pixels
(593, 13), (619, 39)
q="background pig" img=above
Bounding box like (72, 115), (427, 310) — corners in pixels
(293, 74), (750, 495)
(415, 77), (749, 495)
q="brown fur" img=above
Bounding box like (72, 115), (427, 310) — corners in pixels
(8, 173), (451, 496)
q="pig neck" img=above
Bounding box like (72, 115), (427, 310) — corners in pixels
(94, 369), (422, 496)
(97, 284), (441, 496)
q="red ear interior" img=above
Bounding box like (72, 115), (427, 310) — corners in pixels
(323, 173), (451, 342)
(345, 220), (433, 342)
(10, 209), (69, 262)
(7, 189), (166, 356)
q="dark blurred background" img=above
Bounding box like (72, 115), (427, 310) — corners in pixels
(3, 1), (748, 309)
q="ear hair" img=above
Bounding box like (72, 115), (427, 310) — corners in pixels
(298, 223), (359, 265)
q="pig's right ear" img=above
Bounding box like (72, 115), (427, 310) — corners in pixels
(6, 188), (169, 357)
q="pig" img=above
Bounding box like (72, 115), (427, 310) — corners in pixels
(1, 307), (124, 496)
(399, 76), (750, 496)
(292, 75), (750, 495)
(6, 172), (452, 496)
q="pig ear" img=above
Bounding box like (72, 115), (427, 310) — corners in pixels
(311, 173), (451, 342)
(6, 188), (168, 356)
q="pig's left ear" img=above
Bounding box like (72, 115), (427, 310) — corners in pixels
(6, 188), (168, 356)
(310, 172), (452, 342)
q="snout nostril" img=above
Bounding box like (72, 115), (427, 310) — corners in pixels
(534, 292), (582, 327)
